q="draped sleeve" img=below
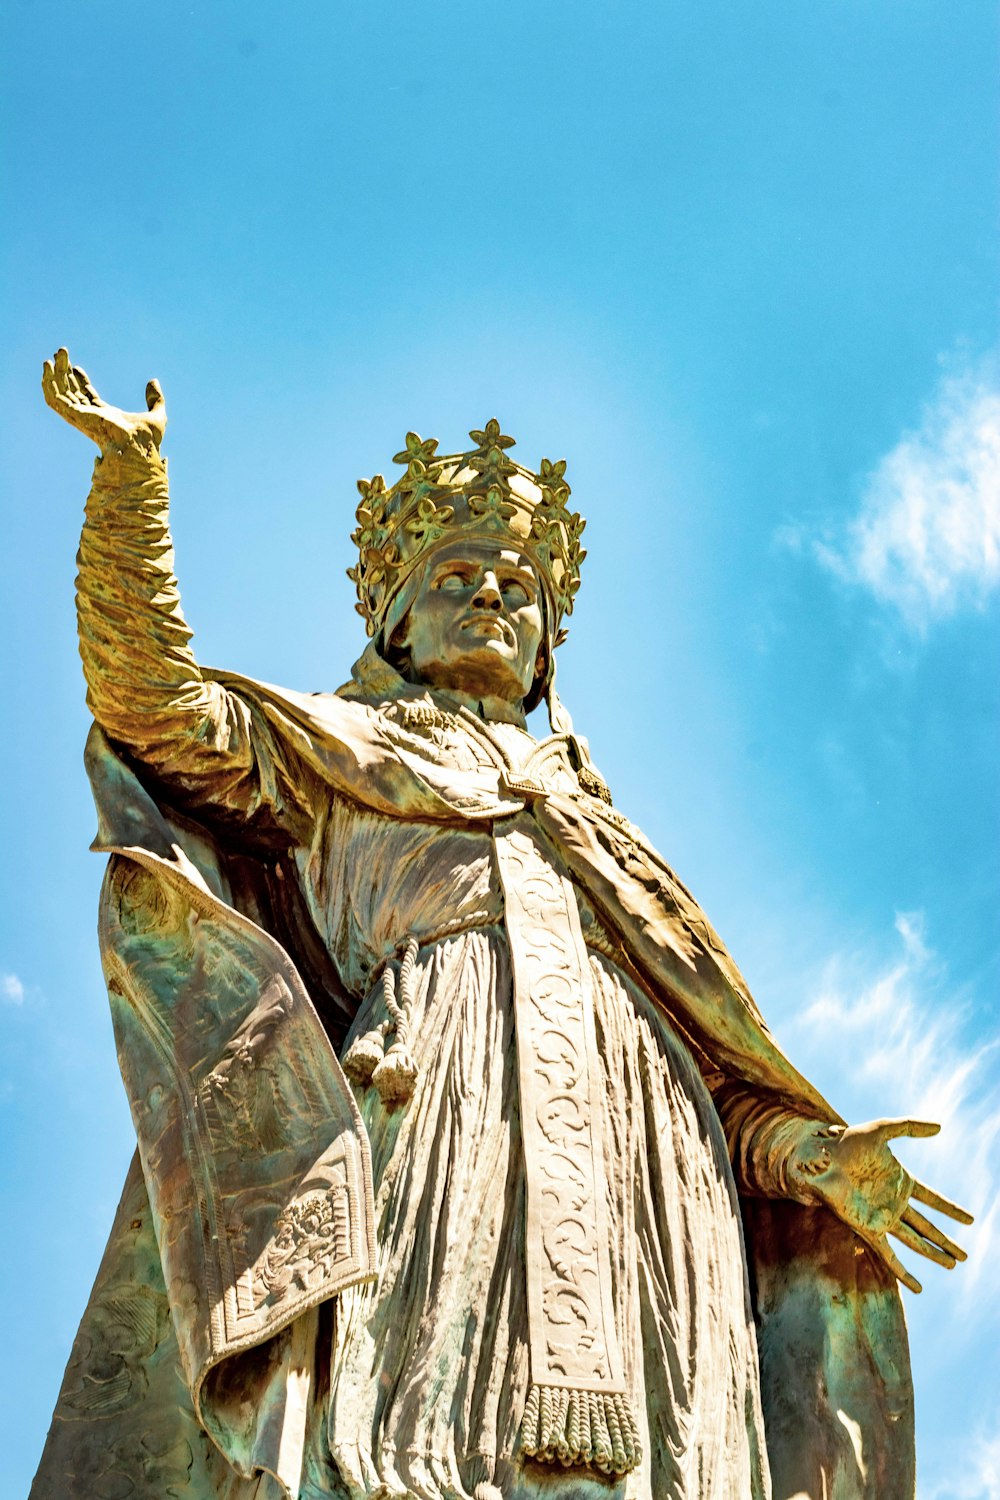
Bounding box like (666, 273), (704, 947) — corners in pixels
(75, 438), (316, 841)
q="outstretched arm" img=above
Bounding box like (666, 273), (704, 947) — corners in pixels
(43, 349), (311, 836)
(783, 1114), (971, 1293)
(718, 1086), (972, 1294)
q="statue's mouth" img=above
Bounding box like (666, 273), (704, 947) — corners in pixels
(461, 616), (514, 645)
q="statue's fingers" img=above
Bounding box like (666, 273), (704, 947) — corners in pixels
(44, 353), (67, 400)
(855, 1229), (924, 1293)
(911, 1178), (974, 1225)
(876, 1117), (941, 1142)
(891, 1221), (956, 1269)
(902, 1206), (967, 1262)
(73, 365), (100, 404)
(52, 349), (81, 404)
(144, 378), (167, 444)
(876, 1239), (923, 1294)
(42, 356), (78, 414)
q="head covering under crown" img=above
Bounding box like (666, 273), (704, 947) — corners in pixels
(348, 419), (587, 645)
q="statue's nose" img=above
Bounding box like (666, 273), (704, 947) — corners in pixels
(472, 577), (503, 611)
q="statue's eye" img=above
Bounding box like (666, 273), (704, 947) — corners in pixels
(435, 569), (469, 593)
(502, 580), (529, 605)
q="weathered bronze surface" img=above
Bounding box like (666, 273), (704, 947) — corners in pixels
(32, 350), (971, 1499)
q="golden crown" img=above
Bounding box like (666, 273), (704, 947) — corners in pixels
(348, 419), (586, 641)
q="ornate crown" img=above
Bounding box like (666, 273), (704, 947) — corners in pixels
(348, 419), (586, 641)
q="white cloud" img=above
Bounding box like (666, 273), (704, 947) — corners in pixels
(2, 973), (25, 1005)
(818, 355), (1000, 628)
(922, 1426), (1000, 1500)
(782, 911), (999, 1304)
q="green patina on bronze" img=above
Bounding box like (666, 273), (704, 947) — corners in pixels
(32, 351), (971, 1500)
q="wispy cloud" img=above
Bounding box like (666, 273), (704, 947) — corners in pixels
(922, 1425), (1000, 1500)
(817, 354), (1000, 629)
(2, 973), (25, 1005)
(782, 910), (999, 1303)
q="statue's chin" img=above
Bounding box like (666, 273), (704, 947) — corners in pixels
(415, 649), (529, 707)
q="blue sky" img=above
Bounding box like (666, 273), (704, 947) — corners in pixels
(2, 2), (998, 1494)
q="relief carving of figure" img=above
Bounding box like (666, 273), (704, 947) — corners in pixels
(32, 349), (971, 1500)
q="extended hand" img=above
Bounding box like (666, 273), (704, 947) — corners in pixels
(41, 347), (166, 455)
(789, 1117), (972, 1293)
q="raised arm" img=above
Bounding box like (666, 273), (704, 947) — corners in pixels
(43, 349), (311, 838)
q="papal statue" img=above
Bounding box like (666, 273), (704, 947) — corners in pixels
(33, 349), (970, 1500)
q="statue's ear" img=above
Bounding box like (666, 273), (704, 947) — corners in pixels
(522, 639), (552, 714)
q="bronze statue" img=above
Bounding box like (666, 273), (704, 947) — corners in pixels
(33, 348), (971, 1500)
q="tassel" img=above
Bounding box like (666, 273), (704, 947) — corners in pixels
(370, 938), (420, 1107)
(341, 1025), (386, 1084)
(519, 1383), (641, 1476)
(371, 1042), (419, 1105)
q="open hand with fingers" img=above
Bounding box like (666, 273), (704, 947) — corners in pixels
(788, 1116), (972, 1293)
(41, 347), (166, 456)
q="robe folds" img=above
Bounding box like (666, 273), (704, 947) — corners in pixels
(31, 668), (915, 1500)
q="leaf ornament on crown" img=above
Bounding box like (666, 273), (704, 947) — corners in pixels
(532, 456), (587, 613)
(347, 419), (587, 639)
(465, 418), (519, 522)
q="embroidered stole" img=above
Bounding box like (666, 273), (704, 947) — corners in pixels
(494, 816), (641, 1476)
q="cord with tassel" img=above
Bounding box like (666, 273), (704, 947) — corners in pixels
(342, 938), (421, 1107)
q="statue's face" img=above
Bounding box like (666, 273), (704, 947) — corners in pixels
(395, 540), (545, 705)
